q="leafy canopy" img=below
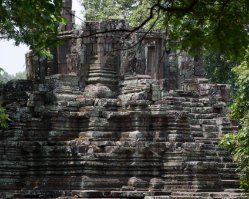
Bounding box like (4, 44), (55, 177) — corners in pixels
(0, 0), (66, 55)
(82, 0), (249, 58)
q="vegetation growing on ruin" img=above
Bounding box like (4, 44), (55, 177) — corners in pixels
(0, 68), (9, 129)
(0, 105), (8, 129)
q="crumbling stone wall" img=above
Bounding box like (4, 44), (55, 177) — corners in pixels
(0, 73), (246, 198)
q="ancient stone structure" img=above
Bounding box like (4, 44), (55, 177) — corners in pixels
(0, 1), (247, 198)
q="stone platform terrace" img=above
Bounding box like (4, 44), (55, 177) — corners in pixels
(0, 74), (247, 198)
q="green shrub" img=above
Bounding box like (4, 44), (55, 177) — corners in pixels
(0, 105), (9, 129)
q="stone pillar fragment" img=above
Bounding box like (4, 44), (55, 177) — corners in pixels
(82, 20), (126, 98)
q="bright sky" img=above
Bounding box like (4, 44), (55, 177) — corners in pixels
(0, 0), (83, 75)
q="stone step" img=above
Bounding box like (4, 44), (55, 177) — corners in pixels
(221, 180), (241, 188)
(71, 190), (169, 198)
(171, 191), (248, 198)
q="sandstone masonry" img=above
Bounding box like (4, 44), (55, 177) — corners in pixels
(0, 1), (247, 198)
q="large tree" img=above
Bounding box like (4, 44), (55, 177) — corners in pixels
(0, 0), (66, 55)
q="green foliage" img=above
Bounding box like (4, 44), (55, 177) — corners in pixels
(165, 1), (249, 58)
(203, 52), (237, 84)
(221, 122), (249, 191)
(0, 105), (8, 129)
(83, 0), (136, 21)
(220, 50), (249, 192)
(0, 0), (66, 55)
(230, 53), (249, 120)
(82, 0), (167, 31)
(82, 0), (249, 58)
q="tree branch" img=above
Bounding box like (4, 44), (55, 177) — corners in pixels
(114, 10), (161, 52)
(125, 0), (161, 35)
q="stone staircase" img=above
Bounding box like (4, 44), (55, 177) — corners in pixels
(0, 75), (247, 198)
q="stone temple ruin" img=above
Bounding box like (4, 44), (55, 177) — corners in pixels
(0, 1), (247, 198)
